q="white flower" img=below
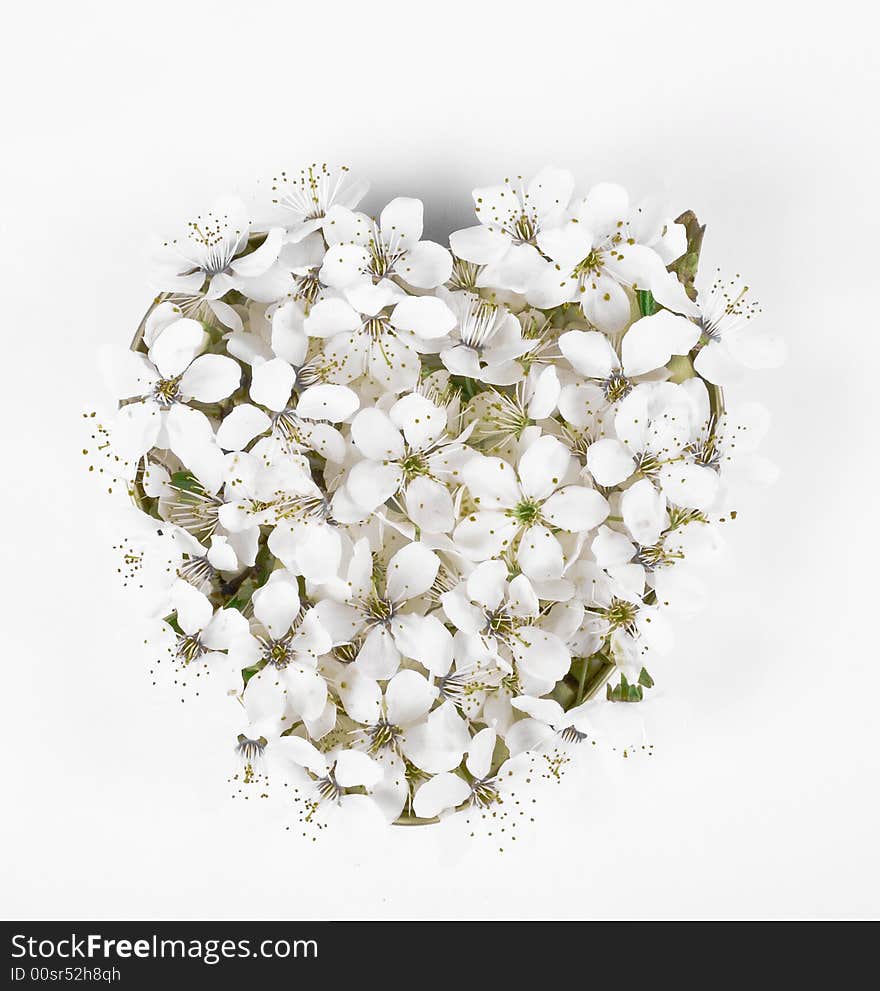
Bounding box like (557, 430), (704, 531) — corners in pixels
(321, 197), (452, 290)
(454, 434), (608, 581)
(692, 273), (786, 385)
(440, 560), (571, 694)
(218, 450), (315, 532)
(166, 578), (250, 693)
(305, 282), (455, 392)
(450, 167), (575, 293)
(528, 182), (698, 332)
(438, 290), (532, 385)
(228, 570), (332, 720)
(557, 311), (700, 403)
(270, 164), (369, 244)
(586, 382), (719, 510)
(154, 195), (287, 320)
(505, 695), (601, 755)
(312, 541), (447, 680)
(111, 315), (240, 464)
(344, 398), (470, 533)
(411, 726), (507, 818)
(337, 667), (459, 769)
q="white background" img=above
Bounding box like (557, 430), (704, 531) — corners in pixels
(2, 0), (877, 920)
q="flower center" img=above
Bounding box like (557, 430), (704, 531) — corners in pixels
(363, 594), (395, 627)
(236, 735), (267, 783)
(512, 499), (542, 525)
(369, 719), (402, 754)
(263, 638), (293, 668)
(400, 452), (430, 480)
(471, 776), (500, 808)
(602, 370), (631, 403)
(175, 632), (206, 665)
(601, 597), (638, 632)
(153, 377), (181, 407)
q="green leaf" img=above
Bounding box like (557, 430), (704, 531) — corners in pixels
(170, 470), (202, 493)
(636, 289), (657, 316)
(638, 666), (655, 689)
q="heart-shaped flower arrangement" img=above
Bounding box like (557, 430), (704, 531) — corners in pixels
(102, 165), (784, 827)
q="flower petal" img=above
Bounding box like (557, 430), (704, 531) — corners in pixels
(412, 773), (471, 818)
(385, 669), (436, 725)
(385, 542), (440, 602)
(179, 353), (241, 403)
(517, 434), (572, 501)
(559, 329), (619, 380)
(250, 357), (296, 412)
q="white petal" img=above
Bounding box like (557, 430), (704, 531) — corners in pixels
(250, 357), (296, 412)
(621, 311), (700, 377)
(385, 543), (439, 602)
(505, 718), (555, 756)
(398, 241), (453, 289)
(271, 300), (309, 366)
(338, 669), (383, 725)
(296, 383), (359, 422)
(528, 366), (561, 420)
(453, 511), (520, 560)
(319, 243), (370, 289)
(400, 700), (469, 772)
(558, 382), (607, 428)
(351, 407), (406, 460)
(620, 478), (667, 545)
(147, 318), (207, 378)
(404, 476), (455, 533)
(390, 295), (456, 340)
(216, 404), (271, 451)
(462, 455), (521, 509)
(466, 559), (509, 611)
(441, 586), (486, 635)
(577, 182), (629, 237)
(582, 276), (632, 334)
(511, 628), (571, 686)
(542, 485), (610, 531)
(517, 524), (565, 581)
(449, 225), (509, 265)
(269, 521), (342, 585)
(179, 353), (241, 403)
(559, 329), (618, 379)
(389, 393), (446, 448)
(465, 727), (497, 780)
(355, 626), (401, 680)
(517, 434), (572, 501)
(385, 669), (436, 725)
(229, 228), (283, 277)
(412, 773), (471, 818)
(391, 613), (454, 676)
(170, 578), (212, 635)
(380, 197), (424, 244)
(334, 750), (383, 789)
(591, 525), (637, 567)
(346, 460), (404, 511)
(112, 402), (162, 460)
(658, 462), (720, 510)
(304, 297), (361, 338)
(252, 570), (300, 638)
(586, 438), (637, 487)
(507, 574), (539, 617)
(275, 736), (328, 776)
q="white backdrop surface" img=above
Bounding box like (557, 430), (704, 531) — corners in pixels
(1, 0), (877, 920)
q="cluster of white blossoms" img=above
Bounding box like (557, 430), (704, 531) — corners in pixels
(105, 165), (784, 826)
